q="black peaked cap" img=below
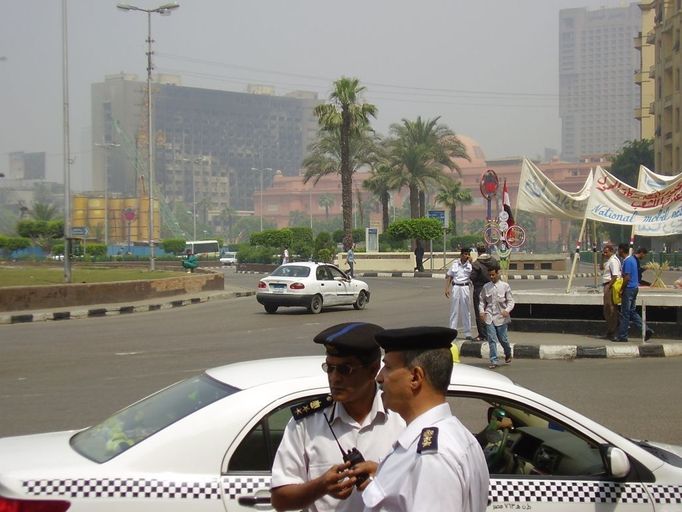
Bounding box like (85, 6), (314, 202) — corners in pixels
(374, 326), (457, 353)
(313, 322), (384, 356)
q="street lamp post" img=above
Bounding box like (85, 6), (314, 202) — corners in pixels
(95, 142), (120, 248)
(251, 167), (272, 231)
(117, 2), (179, 271)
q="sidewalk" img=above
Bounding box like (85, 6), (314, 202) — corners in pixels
(1, 285), (679, 360)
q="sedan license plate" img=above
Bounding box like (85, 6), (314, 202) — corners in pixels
(271, 284), (286, 294)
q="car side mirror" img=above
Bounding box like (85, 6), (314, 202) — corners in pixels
(606, 446), (630, 478)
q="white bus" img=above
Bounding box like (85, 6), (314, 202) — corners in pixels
(184, 240), (220, 258)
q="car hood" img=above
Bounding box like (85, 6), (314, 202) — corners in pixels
(0, 430), (92, 476)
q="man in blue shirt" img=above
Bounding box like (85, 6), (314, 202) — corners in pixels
(615, 246), (654, 342)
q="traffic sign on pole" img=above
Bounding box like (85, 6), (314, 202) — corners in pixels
(71, 226), (89, 237)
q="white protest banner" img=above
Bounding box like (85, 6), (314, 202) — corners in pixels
(634, 167), (682, 235)
(517, 158), (592, 220)
(586, 166), (682, 236)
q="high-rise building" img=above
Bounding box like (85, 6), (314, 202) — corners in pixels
(634, 1), (656, 140)
(649, 0), (682, 172)
(91, 74), (320, 217)
(559, 4), (642, 161)
(8, 152), (46, 180)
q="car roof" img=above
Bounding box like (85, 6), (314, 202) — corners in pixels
(205, 356), (514, 390)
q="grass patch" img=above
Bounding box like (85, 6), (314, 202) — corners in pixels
(0, 266), (178, 287)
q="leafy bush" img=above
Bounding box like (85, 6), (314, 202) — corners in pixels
(85, 243), (107, 257)
(238, 245), (279, 264)
(250, 229), (293, 248)
(161, 238), (186, 255)
(387, 218), (443, 241)
(0, 236), (31, 255)
(316, 248), (334, 263)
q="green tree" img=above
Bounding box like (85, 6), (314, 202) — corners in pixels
(434, 179), (473, 236)
(31, 202), (60, 222)
(318, 194), (335, 219)
(386, 116), (469, 219)
(363, 163), (394, 232)
(312, 77), (377, 250)
(161, 238), (186, 255)
(608, 138), (654, 187)
(387, 218), (443, 242)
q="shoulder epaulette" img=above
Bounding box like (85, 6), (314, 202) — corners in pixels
(417, 427), (439, 454)
(290, 394), (333, 421)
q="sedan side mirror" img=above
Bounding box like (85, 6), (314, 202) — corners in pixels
(606, 446), (631, 478)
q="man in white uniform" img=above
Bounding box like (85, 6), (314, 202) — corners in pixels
(270, 322), (405, 512)
(445, 247), (473, 340)
(357, 326), (489, 512)
(601, 244), (621, 340)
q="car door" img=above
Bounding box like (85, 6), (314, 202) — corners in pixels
(446, 391), (655, 512)
(315, 266), (340, 306)
(220, 395), (321, 512)
(324, 265), (352, 305)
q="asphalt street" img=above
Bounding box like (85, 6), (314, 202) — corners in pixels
(1, 273), (681, 444)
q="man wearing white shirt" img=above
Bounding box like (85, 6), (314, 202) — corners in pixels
(445, 247), (474, 340)
(601, 244), (621, 340)
(356, 326), (489, 512)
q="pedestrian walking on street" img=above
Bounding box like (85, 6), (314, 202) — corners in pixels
(445, 247), (473, 340)
(616, 246), (654, 342)
(414, 239), (425, 272)
(478, 264), (514, 369)
(470, 244), (497, 341)
(346, 243), (355, 278)
(601, 244), (621, 340)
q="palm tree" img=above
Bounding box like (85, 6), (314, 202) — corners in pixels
(312, 77), (377, 249)
(435, 179), (473, 236)
(363, 163), (394, 232)
(386, 116), (469, 219)
(318, 194), (335, 219)
(31, 202), (59, 221)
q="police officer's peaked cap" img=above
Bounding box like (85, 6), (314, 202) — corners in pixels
(375, 326), (457, 353)
(314, 322), (385, 356)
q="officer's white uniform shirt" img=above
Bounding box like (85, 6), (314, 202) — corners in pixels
(362, 402), (490, 512)
(271, 388), (405, 512)
(447, 259), (472, 284)
(603, 253), (621, 284)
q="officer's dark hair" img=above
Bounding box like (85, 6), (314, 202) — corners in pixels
(399, 348), (453, 394)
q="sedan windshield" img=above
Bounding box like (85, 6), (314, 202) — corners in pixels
(71, 374), (238, 463)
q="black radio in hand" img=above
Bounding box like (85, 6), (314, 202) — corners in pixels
(324, 410), (368, 488)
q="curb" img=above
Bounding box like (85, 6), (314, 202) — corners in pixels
(0, 290), (256, 325)
(239, 270), (596, 280)
(457, 340), (682, 360)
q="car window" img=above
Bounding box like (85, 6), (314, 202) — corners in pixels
(72, 375), (238, 463)
(326, 266), (346, 279)
(227, 403), (293, 472)
(272, 266), (310, 278)
(447, 393), (606, 477)
(316, 267), (331, 280)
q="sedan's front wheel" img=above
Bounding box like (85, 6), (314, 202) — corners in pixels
(308, 295), (323, 314)
(353, 290), (368, 310)
(264, 304), (278, 314)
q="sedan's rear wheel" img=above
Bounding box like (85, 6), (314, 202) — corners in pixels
(308, 295), (323, 314)
(264, 304), (278, 314)
(353, 290), (368, 310)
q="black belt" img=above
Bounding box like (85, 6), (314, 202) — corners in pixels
(453, 283), (468, 286)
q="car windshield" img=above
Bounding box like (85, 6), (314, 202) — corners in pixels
(271, 265), (311, 278)
(71, 374), (238, 463)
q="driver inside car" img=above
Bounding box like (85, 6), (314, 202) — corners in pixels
(476, 407), (516, 474)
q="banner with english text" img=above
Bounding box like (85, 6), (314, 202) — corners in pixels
(517, 158), (593, 220)
(586, 166), (682, 236)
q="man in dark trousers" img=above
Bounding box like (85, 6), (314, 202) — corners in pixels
(414, 240), (425, 272)
(470, 244), (497, 341)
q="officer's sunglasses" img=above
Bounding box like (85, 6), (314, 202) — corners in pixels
(321, 362), (364, 376)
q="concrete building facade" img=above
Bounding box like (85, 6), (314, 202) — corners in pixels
(649, 0), (682, 172)
(559, 4), (642, 161)
(91, 74), (320, 234)
(635, 1), (656, 140)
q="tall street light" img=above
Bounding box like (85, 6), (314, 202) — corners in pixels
(117, 2), (179, 271)
(61, 0), (72, 283)
(251, 167), (272, 231)
(95, 142), (120, 248)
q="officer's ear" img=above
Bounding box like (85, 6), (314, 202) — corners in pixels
(410, 365), (426, 390)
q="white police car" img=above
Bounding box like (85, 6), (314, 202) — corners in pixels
(256, 262), (370, 314)
(0, 357), (680, 511)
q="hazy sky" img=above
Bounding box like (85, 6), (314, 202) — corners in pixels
(0, 0), (635, 189)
